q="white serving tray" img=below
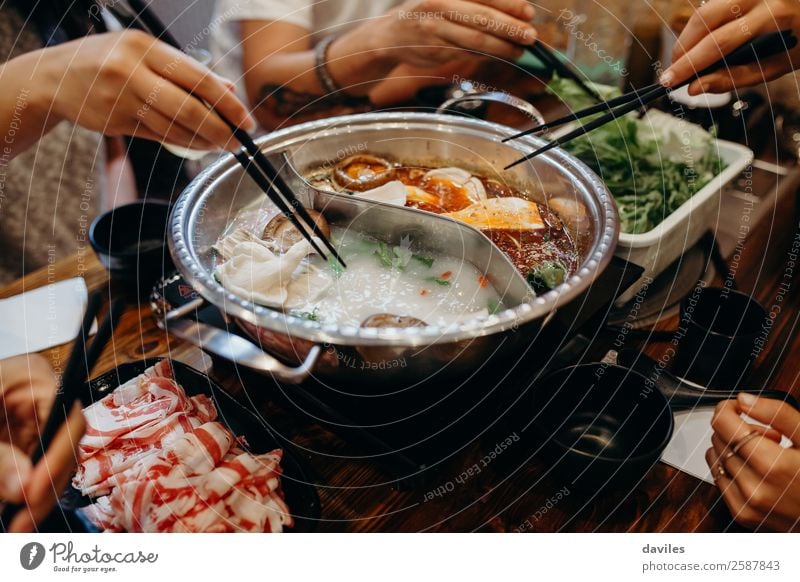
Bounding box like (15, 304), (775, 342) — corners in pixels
(550, 108), (754, 303)
(613, 137), (753, 303)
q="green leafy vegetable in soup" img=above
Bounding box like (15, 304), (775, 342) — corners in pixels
(374, 240), (416, 270)
(412, 254), (434, 268)
(526, 260), (567, 292)
(214, 222), (503, 328)
(328, 257), (344, 277)
(426, 276), (451, 287)
(292, 309), (320, 321)
(487, 298), (503, 314)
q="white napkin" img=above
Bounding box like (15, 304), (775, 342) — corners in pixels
(661, 408), (793, 484)
(0, 278), (97, 359)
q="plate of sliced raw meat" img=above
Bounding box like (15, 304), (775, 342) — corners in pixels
(62, 359), (320, 533)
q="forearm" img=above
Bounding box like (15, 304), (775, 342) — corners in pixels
(247, 50), (395, 129)
(0, 51), (60, 160)
(247, 45), (396, 98)
(242, 21), (397, 128)
(244, 16), (399, 94)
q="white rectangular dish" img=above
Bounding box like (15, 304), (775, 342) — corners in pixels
(613, 138), (753, 303)
(549, 105), (754, 304)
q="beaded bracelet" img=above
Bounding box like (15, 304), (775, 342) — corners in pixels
(314, 35), (341, 95)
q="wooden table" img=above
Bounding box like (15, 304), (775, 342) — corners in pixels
(3, 178), (798, 533)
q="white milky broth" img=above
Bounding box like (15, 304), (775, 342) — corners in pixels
(291, 227), (501, 327)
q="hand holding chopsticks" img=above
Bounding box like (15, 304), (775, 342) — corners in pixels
(125, 0), (345, 268)
(0, 356), (87, 533)
(663, 0), (800, 95)
(505, 30), (798, 169)
(0, 294), (125, 532)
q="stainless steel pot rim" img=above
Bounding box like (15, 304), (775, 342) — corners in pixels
(169, 112), (619, 347)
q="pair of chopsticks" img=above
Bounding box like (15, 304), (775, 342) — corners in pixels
(0, 293), (126, 530)
(505, 30), (798, 169)
(125, 0), (346, 268)
(527, 42), (603, 103)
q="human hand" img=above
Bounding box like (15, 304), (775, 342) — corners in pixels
(359, 0), (537, 68)
(28, 30), (254, 151)
(661, 0), (800, 95)
(0, 354), (86, 532)
(706, 393), (800, 531)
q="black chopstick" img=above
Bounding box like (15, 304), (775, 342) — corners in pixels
(0, 293), (124, 530)
(227, 127), (346, 266)
(80, 297), (127, 398)
(528, 42), (603, 103)
(502, 81), (660, 141)
(505, 30), (798, 168)
(507, 29), (796, 143)
(126, 0), (346, 267)
(505, 85), (667, 169)
(30, 292), (102, 464)
(232, 150), (328, 260)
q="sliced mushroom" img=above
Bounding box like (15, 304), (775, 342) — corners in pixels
(361, 313), (428, 328)
(333, 154), (396, 192)
(262, 209), (331, 253)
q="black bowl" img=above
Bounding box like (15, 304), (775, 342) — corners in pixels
(529, 363), (674, 492)
(56, 359), (320, 533)
(674, 287), (769, 387)
(89, 200), (173, 288)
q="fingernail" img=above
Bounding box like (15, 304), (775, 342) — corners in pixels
(738, 392), (757, 407)
(659, 70), (674, 86)
(523, 4), (535, 20)
(244, 115), (256, 132)
(523, 27), (537, 45)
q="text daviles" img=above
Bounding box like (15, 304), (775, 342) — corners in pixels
(49, 542), (159, 565)
(642, 544), (685, 554)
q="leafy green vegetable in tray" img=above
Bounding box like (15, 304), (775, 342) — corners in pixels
(547, 77), (726, 234)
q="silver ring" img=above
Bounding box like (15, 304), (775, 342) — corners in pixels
(729, 431), (762, 457)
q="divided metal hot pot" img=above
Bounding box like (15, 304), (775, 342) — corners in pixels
(156, 112), (619, 388)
